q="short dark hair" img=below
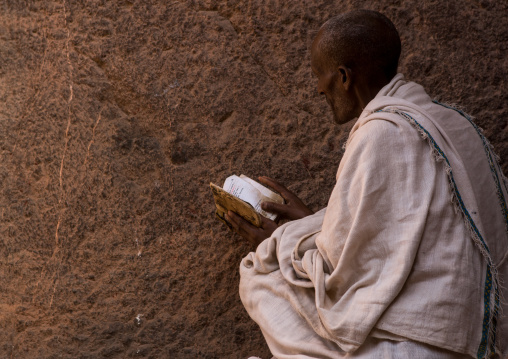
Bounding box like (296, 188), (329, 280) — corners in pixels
(317, 10), (401, 80)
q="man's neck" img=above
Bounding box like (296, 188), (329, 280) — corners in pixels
(353, 75), (390, 114)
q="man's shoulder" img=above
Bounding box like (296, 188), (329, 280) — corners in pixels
(348, 115), (420, 151)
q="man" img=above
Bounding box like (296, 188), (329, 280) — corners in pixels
(226, 10), (507, 358)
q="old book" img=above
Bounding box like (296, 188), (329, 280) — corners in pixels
(210, 175), (285, 228)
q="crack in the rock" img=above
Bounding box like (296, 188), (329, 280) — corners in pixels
(59, 0), (73, 195)
(83, 107), (103, 168)
(48, 0), (74, 309)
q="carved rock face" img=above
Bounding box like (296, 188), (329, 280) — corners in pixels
(0, 1), (505, 358)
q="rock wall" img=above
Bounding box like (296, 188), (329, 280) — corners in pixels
(0, 0), (506, 358)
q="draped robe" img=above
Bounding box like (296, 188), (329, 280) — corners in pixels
(239, 74), (508, 359)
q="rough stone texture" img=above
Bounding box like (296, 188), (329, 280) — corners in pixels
(0, 0), (506, 358)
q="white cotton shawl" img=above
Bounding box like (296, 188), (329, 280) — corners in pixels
(239, 74), (508, 359)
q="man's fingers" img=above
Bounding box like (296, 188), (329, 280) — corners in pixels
(261, 201), (292, 216)
(226, 211), (260, 245)
(226, 211), (249, 233)
(258, 176), (293, 199)
(226, 210), (279, 246)
(225, 211), (240, 230)
(260, 216), (278, 233)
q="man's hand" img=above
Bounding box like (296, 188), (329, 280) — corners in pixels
(258, 176), (314, 221)
(226, 176), (313, 246)
(225, 210), (278, 247)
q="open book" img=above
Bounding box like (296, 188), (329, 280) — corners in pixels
(210, 175), (285, 228)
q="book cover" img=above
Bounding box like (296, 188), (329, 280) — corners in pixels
(210, 175), (284, 228)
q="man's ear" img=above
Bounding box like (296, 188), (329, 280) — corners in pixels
(337, 66), (353, 91)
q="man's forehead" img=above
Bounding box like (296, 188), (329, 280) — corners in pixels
(311, 28), (324, 49)
(309, 46), (321, 73)
(310, 32), (324, 60)
(310, 34), (332, 71)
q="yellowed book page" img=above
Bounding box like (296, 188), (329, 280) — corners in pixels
(223, 175), (277, 220)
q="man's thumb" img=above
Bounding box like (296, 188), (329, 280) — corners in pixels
(261, 201), (287, 215)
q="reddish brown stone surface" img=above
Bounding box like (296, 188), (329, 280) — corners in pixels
(0, 1), (506, 358)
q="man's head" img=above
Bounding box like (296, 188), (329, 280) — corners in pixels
(311, 10), (401, 124)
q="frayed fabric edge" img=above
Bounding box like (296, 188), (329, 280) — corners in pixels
(380, 107), (501, 359)
(436, 101), (508, 236)
(433, 102), (508, 356)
